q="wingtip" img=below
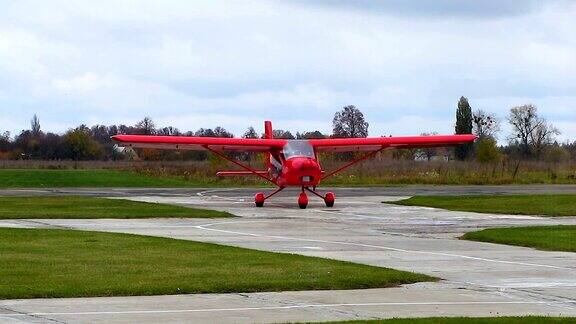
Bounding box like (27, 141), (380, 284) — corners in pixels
(110, 135), (122, 142)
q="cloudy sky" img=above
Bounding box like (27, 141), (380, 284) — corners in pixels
(1, 0), (575, 141)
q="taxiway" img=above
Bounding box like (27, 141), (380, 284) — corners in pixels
(1, 186), (575, 323)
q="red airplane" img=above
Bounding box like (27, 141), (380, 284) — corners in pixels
(112, 121), (476, 209)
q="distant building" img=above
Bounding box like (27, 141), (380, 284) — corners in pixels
(414, 149), (451, 162)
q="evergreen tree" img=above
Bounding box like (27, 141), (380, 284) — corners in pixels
(455, 96), (473, 160)
(31, 114), (41, 137)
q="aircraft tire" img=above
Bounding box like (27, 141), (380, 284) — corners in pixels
(324, 192), (335, 207)
(298, 192), (308, 209)
(254, 192), (265, 207)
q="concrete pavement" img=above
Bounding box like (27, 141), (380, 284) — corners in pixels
(0, 184), (575, 198)
(1, 187), (575, 323)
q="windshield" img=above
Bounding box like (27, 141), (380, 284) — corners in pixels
(282, 140), (315, 159)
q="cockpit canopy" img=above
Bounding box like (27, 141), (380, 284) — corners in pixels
(282, 140), (315, 159)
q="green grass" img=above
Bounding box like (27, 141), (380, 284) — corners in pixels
(0, 228), (433, 299)
(325, 316), (576, 323)
(462, 226), (576, 253)
(392, 195), (576, 217)
(0, 169), (196, 188)
(1, 167), (575, 189)
(0, 196), (232, 219)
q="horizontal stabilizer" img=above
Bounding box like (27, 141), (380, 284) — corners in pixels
(216, 170), (269, 177)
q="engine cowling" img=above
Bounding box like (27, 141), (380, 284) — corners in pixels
(278, 157), (322, 187)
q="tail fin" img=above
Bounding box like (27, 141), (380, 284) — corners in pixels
(264, 121), (273, 139)
(264, 121), (273, 170)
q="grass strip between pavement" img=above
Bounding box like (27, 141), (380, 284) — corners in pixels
(0, 196), (232, 219)
(462, 225), (576, 253)
(392, 194), (576, 217)
(0, 228), (433, 299)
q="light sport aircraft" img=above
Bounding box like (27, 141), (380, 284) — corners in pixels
(112, 121), (476, 209)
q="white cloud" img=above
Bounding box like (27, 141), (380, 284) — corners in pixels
(555, 121), (576, 143)
(52, 73), (122, 93)
(0, 0), (574, 142)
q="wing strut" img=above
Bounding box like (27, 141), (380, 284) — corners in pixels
(203, 145), (279, 186)
(321, 147), (385, 180)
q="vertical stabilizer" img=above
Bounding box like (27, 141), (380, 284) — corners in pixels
(264, 121), (273, 139)
(264, 121), (274, 171)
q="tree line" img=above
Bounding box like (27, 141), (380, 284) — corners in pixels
(0, 100), (574, 162)
(453, 97), (571, 163)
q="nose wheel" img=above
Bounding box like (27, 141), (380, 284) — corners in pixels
(298, 187), (335, 209)
(298, 192), (309, 209)
(254, 192), (265, 207)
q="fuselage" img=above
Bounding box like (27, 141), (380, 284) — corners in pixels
(269, 140), (322, 187)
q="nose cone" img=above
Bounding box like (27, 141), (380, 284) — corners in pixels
(282, 157), (322, 186)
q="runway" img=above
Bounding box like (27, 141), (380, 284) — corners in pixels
(1, 186), (576, 323)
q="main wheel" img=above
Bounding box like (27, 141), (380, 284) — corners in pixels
(254, 192), (265, 207)
(298, 192), (308, 209)
(324, 192), (335, 207)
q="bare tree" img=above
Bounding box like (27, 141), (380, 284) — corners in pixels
(242, 127), (258, 139)
(415, 132), (440, 161)
(332, 105), (369, 138)
(532, 121), (560, 158)
(272, 130), (295, 139)
(507, 104), (559, 158)
(472, 109), (500, 140)
(157, 126), (180, 136)
(296, 130), (327, 139)
(213, 126), (234, 138)
(135, 117), (156, 135)
(194, 128), (215, 137)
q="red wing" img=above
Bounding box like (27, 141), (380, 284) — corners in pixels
(112, 135), (287, 152)
(309, 134), (477, 152)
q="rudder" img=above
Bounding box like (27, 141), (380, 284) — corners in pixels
(264, 121), (273, 139)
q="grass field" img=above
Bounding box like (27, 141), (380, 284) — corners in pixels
(392, 195), (576, 217)
(0, 228), (433, 299)
(328, 317), (576, 323)
(0, 169), (196, 187)
(0, 196), (231, 219)
(462, 226), (576, 253)
(1, 165), (576, 188)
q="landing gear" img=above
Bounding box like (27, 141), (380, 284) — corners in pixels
(254, 187), (335, 209)
(324, 192), (335, 207)
(254, 192), (265, 207)
(300, 187), (335, 209)
(254, 187), (285, 207)
(298, 191), (309, 209)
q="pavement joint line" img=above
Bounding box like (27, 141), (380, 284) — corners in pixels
(0, 301), (550, 317)
(0, 305), (64, 323)
(450, 281), (576, 310)
(193, 220), (573, 271)
(197, 189), (247, 203)
(20, 219), (72, 230)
